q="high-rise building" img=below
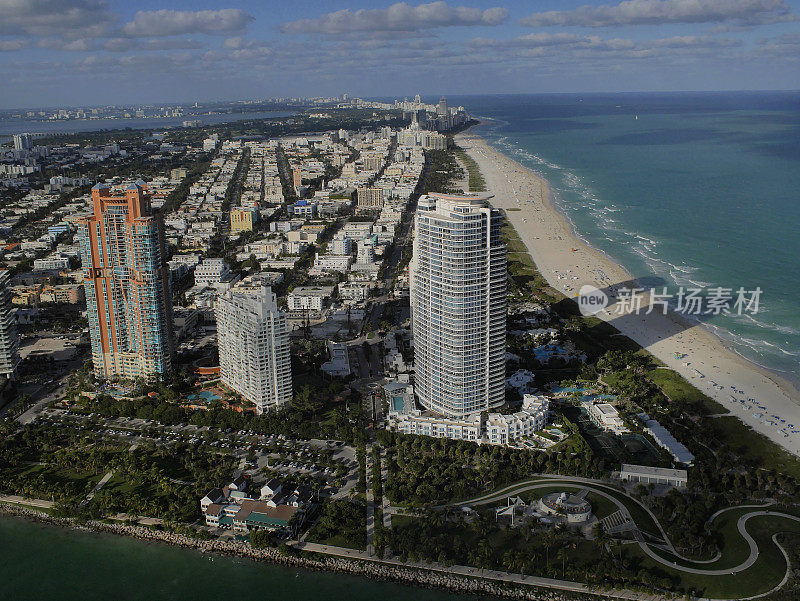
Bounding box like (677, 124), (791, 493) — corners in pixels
(0, 269), (21, 380)
(292, 166), (303, 190)
(437, 96), (448, 117)
(78, 181), (174, 380)
(215, 285), (292, 413)
(13, 133), (33, 151)
(410, 193), (506, 418)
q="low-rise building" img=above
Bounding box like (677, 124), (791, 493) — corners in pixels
(388, 411), (483, 443)
(643, 419), (695, 465)
(338, 282), (371, 303)
(287, 286), (334, 315)
(33, 255), (70, 271)
(195, 258), (239, 289)
(356, 187), (384, 211)
(321, 342), (351, 377)
(583, 400), (629, 434)
(39, 284), (84, 304)
(312, 253), (353, 274)
(618, 464), (688, 488)
(201, 476), (313, 532)
(291, 200), (316, 218)
(485, 395), (550, 445)
(230, 207), (258, 233)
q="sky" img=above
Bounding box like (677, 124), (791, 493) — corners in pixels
(1, 0), (799, 109)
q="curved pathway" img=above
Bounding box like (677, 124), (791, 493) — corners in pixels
(450, 477), (800, 581)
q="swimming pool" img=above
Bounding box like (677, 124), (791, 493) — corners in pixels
(187, 390), (222, 402)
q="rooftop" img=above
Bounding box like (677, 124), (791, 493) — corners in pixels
(620, 464), (688, 479)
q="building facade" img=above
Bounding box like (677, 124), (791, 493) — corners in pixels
(215, 285), (292, 413)
(357, 187), (384, 211)
(78, 182), (174, 380)
(389, 411), (483, 442)
(410, 193), (506, 418)
(485, 395), (550, 445)
(230, 207), (258, 233)
(0, 269), (21, 379)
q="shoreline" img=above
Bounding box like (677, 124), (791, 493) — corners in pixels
(0, 503), (638, 601)
(456, 122), (800, 456)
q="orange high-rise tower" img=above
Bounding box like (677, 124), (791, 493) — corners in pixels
(78, 181), (174, 380)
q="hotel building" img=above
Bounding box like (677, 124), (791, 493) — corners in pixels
(78, 181), (174, 380)
(215, 285), (292, 413)
(410, 193), (506, 418)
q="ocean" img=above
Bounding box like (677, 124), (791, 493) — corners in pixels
(454, 92), (800, 381)
(0, 517), (482, 601)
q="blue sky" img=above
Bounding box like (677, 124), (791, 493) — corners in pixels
(1, 0), (799, 108)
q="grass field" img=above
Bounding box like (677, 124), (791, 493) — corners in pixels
(702, 416), (800, 481)
(15, 463), (103, 491)
(648, 368), (727, 415)
(453, 146), (487, 192)
(630, 512), (800, 599)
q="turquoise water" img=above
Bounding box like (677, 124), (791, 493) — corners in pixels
(457, 93), (800, 381)
(0, 517), (482, 601)
(187, 391), (222, 401)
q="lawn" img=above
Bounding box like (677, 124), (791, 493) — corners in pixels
(15, 463), (103, 491)
(629, 513), (800, 599)
(648, 368), (727, 415)
(702, 416), (800, 481)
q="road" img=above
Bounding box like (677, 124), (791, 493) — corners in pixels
(15, 375), (71, 425)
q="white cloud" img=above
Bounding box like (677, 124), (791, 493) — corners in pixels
(122, 9), (254, 37)
(0, 39), (27, 51)
(38, 38), (92, 51)
(520, 0), (795, 28)
(646, 35), (742, 48)
(757, 31), (800, 55)
(281, 1), (508, 35)
(0, 0), (116, 38)
(103, 38), (203, 52)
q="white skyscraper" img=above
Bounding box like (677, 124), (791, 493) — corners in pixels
(13, 133), (33, 151)
(410, 193), (506, 418)
(215, 285), (292, 413)
(0, 269), (21, 380)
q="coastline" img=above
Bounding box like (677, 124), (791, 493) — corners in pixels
(455, 122), (800, 456)
(0, 503), (634, 601)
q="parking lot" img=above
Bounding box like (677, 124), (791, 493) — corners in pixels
(37, 408), (360, 498)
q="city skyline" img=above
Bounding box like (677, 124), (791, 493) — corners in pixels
(2, 0), (800, 108)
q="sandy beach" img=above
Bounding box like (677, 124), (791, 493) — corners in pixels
(456, 127), (800, 457)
